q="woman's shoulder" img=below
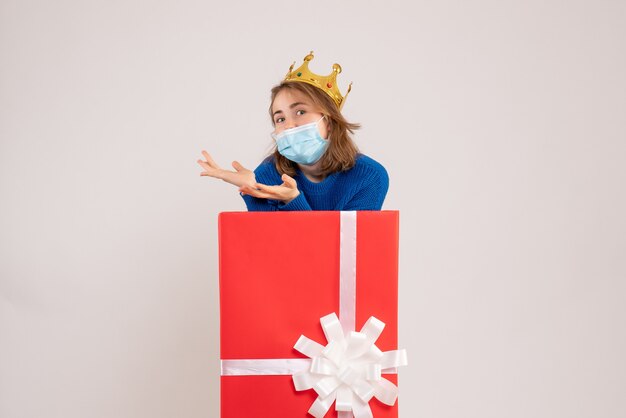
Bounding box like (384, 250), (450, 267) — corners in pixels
(255, 155), (280, 172)
(351, 154), (388, 179)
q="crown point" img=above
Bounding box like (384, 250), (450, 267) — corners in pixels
(304, 52), (314, 61)
(332, 63), (342, 74)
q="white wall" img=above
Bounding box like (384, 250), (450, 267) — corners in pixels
(1, 0), (625, 417)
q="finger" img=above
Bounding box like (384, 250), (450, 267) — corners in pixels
(197, 161), (223, 179)
(202, 151), (220, 169)
(232, 160), (246, 172)
(240, 185), (272, 199)
(197, 160), (212, 172)
(239, 185), (259, 194)
(255, 183), (281, 193)
(243, 184), (276, 198)
(200, 171), (221, 179)
(281, 174), (297, 189)
(197, 160), (218, 174)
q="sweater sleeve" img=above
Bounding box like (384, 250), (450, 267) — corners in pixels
(277, 192), (312, 211)
(241, 193), (279, 211)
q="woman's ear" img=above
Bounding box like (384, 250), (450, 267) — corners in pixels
(323, 117), (332, 140)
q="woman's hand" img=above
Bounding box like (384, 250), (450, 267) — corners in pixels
(197, 150), (256, 188)
(239, 174), (300, 204)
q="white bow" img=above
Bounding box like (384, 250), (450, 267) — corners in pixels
(292, 313), (408, 418)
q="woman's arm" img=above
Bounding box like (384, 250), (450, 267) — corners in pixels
(241, 193), (279, 211)
(241, 191), (313, 211)
(239, 159), (312, 211)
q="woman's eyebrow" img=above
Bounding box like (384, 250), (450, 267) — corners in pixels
(272, 102), (308, 117)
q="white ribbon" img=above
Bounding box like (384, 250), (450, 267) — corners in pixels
(221, 358), (311, 375)
(339, 211), (357, 335)
(220, 211), (408, 417)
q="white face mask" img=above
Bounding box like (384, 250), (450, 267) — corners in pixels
(271, 116), (328, 165)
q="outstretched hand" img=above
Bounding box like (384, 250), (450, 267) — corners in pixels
(239, 173), (300, 204)
(197, 150), (256, 188)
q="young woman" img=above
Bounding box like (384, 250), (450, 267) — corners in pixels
(197, 52), (388, 211)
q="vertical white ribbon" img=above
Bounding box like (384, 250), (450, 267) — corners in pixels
(339, 211), (357, 336)
(339, 211), (358, 418)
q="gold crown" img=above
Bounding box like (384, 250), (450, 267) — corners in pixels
(284, 51), (352, 110)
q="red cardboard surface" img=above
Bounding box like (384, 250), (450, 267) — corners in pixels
(219, 211), (399, 417)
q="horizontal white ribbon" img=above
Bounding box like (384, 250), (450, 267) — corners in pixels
(221, 359), (311, 376)
(221, 358), (400, 377)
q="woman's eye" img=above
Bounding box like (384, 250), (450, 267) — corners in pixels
(275, 117), (285, 124)
(296, 109), (306, 116)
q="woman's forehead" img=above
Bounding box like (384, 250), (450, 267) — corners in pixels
(272, 89), (312, 111)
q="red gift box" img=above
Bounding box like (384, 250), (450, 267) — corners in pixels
(219, 211), (402, 417)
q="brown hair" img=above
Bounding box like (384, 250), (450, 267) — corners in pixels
(268, 81), (360, 177)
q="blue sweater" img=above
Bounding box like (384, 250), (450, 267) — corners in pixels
(241, 154), (389, 211)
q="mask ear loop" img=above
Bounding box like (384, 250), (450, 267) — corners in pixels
(318, 115), (330, 141)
